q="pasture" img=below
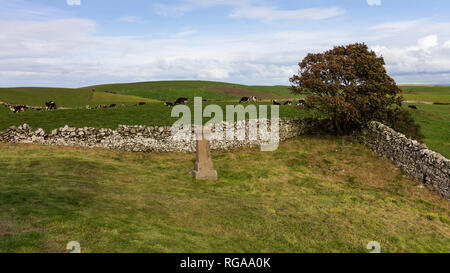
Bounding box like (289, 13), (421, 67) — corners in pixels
(0, 102), (314, 132)
(404, 103), (450, 158)
(88, 81), (298, 101)
(0, 81), (449, 157)
(0, 138), (448, 253)
(0, 87), (156, 108)
(400, 85), (450, 103)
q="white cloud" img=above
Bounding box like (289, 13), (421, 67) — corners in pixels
(0, 18), (350, 87)
(229, 6), (345, 21)
(2, 15), (450, 87)
(66, 0), (81, 6)
(155, 0), (345, 21)
(173, 29), (198, 38)
(443, 40), (450, 48)
(416, 35), (439, 51)
(367, 0), (381, 6)
(370, 21), (450, 84)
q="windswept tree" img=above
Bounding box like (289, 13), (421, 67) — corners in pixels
(290, 43), (403, 135)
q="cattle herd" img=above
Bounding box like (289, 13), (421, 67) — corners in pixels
(164, 97), (189, 107)
(2, 95), (308, 114)
(0, 101), (55, 113)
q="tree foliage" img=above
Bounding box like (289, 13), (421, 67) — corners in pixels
(290, 43), (403, 135)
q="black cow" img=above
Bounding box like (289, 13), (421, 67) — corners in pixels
(284, 101), (292, 106)
(408, 105), (418, 110)
(272, 100), (281, 106)
(174, 98), (189, 105)
(239, 97), (250, 103)
(138, 102), (147, 106)
(164, 102), (174, 107)
(109, 104), (117, 108)
(45, 101), (56, 110)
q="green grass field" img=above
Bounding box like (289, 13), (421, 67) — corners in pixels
(0, 138), (448, 253)
(400, 85), (450, 103)
(404, 103), (450, 158)
(0, 102), (313, 132)
(0, 87), (156, 108)
(88, 80), (299, 101)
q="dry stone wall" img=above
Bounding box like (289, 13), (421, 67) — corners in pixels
(356, 121), (449, 200)
(0, 118), (315, 153)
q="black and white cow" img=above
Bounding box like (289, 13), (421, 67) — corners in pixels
(296, 99), (306, 106)
(164, 102), (174, 107)
(284, 100), (292, 106)
(272, 100), (281, 106)
(45, 101), (57, 110)
(10, 105), (27, 113)
(239, 96), (257, 103)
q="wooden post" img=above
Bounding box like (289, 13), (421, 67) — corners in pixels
(192, 126), (218, 180)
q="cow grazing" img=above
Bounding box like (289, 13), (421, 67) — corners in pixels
(45, 101), (56, 110)
(120, 104), (126, 107)
(164, 102), (174, 107)
(109, 104), (117, 108)
(10, 105), (27, 113)
(284, 101), (292, 106)
(138, 102), (147, 106)
(239, 97), (250, 103)
(272, 100), (281, 106)
(408, 105), (418, 110)
(239, 96), (257, 103)
(174, 98), (189, 105)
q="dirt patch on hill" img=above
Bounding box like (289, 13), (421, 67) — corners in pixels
(204, 86), (284, 99)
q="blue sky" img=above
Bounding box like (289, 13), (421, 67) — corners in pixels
(1, 0), (450, 87)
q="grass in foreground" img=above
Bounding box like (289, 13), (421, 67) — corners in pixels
(0, 138), (448, 253)
(404, 103), (450, 158)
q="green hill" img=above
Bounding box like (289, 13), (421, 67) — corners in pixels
(400, 85), (450, 103)
(0, 87), (156, 108)
(88, 80), (296, 101)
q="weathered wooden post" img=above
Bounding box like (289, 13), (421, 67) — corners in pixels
(192, 126), (218, 180)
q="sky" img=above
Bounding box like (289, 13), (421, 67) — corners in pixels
(1, 0), (450, 87)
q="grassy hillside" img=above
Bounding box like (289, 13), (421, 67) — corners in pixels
(0, 87), (92, 107)
(0, 138), (448, 253)
(0, 87), (155, 107)
(400, 85), (450, 103)
(404, 103), (450, 158)
(0, 102), (314, 132)
(89, 81), (297, 101)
